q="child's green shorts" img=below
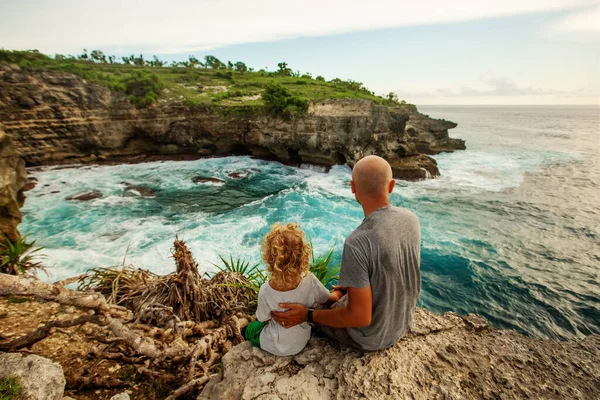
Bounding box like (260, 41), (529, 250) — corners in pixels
(244, 320), (266, 348)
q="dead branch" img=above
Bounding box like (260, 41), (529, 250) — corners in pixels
(0, 314), (103, 351)
(0, 273), (131, 319)
(54, 272), (89, 287)
(164, 376), (210, 400)
(70, 375), (129, 390)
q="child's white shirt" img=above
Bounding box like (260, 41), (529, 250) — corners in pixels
(256, 273), (330, 356)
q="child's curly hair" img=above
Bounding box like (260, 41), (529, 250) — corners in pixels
(261, 222), (311, 287)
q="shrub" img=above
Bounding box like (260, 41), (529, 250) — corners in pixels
(261, 82), (308, 119)
(0, 234), (46, 277)
(121, 71), (163, 108)
(315, 75), (325, 82)
(215, 71), (234, 81)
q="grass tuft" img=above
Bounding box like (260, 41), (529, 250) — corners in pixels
(0, 376), (21, 400)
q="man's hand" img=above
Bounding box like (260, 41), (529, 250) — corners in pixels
(271, 303), (308, 329)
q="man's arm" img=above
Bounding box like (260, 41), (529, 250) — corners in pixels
(271, 286), (372, 328)
(315, 286), (372, 327)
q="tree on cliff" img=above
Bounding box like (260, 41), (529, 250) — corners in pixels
(121, 54), (135, 65)
(204, 55), (224, 69)
(133, 54), (145, 67)
(277, 62), (292, 76)
(234, 61), (247, 73)
(188, 55), (203, 69)
(78, 49), (89, 61)
(148, 55), (165, 67)
(90, 50), (107, 63)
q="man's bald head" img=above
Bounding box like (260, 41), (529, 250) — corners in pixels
(352, 155), (394, 198)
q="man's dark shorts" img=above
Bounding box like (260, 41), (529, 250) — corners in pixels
(315, 295), (362, 350)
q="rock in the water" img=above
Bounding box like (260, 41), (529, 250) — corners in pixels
(388, 154), (440, 181)
(124, 185), (157, 197)
(227, 171), (250, 179)
(192, 176), (224, 184)
(200, 308), (600, 400)
(65, 190), (102, 201)
(0, 123), (28, 243)
(0, 353), (65, 400)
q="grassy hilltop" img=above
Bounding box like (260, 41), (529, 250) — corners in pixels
(0, 49), (413, 117)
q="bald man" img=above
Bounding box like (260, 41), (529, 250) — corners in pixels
(272, 155), (421, 351)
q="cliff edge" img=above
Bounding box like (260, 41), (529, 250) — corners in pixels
(0, 122), (27, 243)
(0, 64), (465, 181)
(201, 308), (600, 400)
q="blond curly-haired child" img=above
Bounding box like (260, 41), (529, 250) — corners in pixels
(244, 223), (331, 356)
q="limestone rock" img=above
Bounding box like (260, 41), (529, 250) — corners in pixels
(0, 353), (65, 400)
(0, 122), (27, 244)
(0, 65), (465, 181)
(200, 308), (600, 400)
(109, 392), (130, 400)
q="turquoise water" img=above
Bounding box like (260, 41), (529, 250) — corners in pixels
(21, 106), (600, 340)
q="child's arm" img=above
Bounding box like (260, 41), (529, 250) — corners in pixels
(255, 286), (271, 322)
(313, 274), (333, 305)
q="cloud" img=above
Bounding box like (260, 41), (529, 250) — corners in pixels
(1, 0), (599, 54)
(441, 76), (564, 96)
(551, 4), (600, 33)
(396, 76), (567, 98)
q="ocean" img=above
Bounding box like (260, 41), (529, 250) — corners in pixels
(20, 105), (599, 340)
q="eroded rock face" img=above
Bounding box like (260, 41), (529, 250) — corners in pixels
(0, 65), (465, 181)
(0, 122), (27, 244)
(200, 308), (600, 400)
(0, 353), (65, 400)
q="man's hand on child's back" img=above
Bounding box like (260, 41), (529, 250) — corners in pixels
(271, 303), (308, 328)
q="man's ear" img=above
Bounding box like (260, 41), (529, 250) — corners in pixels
(388, 179), (395, 193)
(350, 180), (356, 194)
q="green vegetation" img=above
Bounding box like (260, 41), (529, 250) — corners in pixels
(212, 256), (266, 293)
(0, 49), (415, 113)
(310, 241), (341, 288)
(262, 82), (308, 119)
(0, 376), (21, 400)
(0, 234), (46, 277)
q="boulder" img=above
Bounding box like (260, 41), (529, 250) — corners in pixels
(65, 190), (102, 201)
(200, 308), (600, 400)
(124, 185), (158, 197)
(0, 353), (65, 400)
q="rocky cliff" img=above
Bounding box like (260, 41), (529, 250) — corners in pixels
(0, 64), (465, 181)
(0, 122), (27, 243)
(201, 308), (600, 400)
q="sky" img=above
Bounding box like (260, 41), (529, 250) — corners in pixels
(2, 0), (599, 105)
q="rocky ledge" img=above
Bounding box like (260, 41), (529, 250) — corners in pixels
(0, 64), (465, 181)
(201, 308), (599, 400)
(0, 122), (27, 244)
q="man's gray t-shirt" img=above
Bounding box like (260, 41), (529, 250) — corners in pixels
(339, 205), (421, 350)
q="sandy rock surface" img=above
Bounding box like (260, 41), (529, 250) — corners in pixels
(200, 308), (600, 400)
(0, 353), (65, 400)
